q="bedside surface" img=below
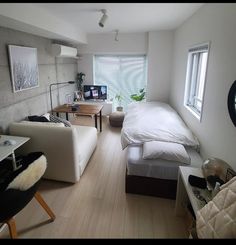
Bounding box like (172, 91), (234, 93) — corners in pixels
(0, 135), (30, 162)
(175, 166), (212, 217)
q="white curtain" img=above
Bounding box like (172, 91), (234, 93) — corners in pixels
(94, 55), (147, 111)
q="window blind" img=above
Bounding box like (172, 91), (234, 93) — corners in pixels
(189, 44), (209, 53)
(94, 55), (147, 111)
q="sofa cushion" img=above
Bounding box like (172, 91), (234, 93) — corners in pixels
(42, 113), (50, 121)
(28, 115), (49, 122)
(49, 114), (72, 127)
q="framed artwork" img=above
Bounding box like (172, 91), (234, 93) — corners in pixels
(8, 45), (39, 93)
(74, 91), (82, 101)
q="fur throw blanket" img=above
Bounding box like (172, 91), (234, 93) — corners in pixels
(6, 154), (47, 191)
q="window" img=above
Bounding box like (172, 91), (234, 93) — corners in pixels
(94, 55), (147, 111)
(184, 43), (210, 120)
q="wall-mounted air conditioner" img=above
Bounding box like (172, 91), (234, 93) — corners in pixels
(51, 44), (78, 58)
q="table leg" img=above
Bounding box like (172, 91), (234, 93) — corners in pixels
(56, 112), (59, 117)
(66, 112), (69, 121)
(12, 152), (21, 171)
(99, 110), (102, 132)
(175, 171), (188, 216)
(95, 114), (98, 129)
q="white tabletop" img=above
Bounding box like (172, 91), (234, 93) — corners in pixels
(0, 135), (30, 162)
(179, 166), (210, 215)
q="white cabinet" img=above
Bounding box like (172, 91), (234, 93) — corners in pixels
(74, 100), (113, 116)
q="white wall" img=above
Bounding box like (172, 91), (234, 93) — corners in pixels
(79, 33), (148, 55)
(147, 31), (173, 102)
(78, 32), (174, 103)
(170, 3), (236, 170)
(78, 33), (148, 86)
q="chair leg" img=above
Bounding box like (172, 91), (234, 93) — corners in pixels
(6, 218), (17, 239)
(34, 191), (56, 221)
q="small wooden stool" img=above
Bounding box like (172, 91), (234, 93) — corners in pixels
(109, 111), (125, 127)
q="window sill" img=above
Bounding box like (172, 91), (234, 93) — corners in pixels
(184, 104), (202, 122)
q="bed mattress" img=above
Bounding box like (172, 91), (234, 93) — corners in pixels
(121, 101), (200, 149)
(127, 144), (203, 180)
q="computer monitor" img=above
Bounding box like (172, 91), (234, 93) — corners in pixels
(83, 85), (107, 101)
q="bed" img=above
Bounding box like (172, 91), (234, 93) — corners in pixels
(121, 101), (202, 199)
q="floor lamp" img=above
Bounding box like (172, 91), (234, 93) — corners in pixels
(49, 81), (75, 113)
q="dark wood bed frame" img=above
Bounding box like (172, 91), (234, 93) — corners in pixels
(125, 171), (177, 200)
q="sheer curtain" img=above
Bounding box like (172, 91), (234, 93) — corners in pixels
(94, 55), (147, 111)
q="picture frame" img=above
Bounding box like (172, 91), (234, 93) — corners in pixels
(74, 90), (84, 101)
(8, 45), (39, 93)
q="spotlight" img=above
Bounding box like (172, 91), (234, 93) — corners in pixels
(99, 9), (108, 28)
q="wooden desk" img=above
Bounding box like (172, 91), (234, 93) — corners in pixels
(0, 135), (30, 170)
(53, 104), (103, 132)
(74, 100), (113, 116)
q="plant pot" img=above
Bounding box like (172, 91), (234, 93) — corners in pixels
(116, 106), (123, 112)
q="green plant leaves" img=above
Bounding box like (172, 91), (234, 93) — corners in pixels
(76, 72), (85, 91)
(139, 88), (144, 93)
(130, 88), (145, 101)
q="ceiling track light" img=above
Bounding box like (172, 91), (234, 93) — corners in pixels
(99, 9), (108, 28)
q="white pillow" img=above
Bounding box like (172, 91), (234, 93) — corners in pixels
(142, 141), (191, 164)
(42, 113), (50, 121)
(20, 121), (65, 127)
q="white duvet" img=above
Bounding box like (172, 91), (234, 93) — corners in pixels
(121, 101), (199, 149)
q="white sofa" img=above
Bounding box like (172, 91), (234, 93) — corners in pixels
(9, 121), (97, 183)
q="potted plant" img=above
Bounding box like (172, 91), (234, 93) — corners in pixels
(76, 72), (85, 91)
(75, 72), (85, 100)
(115, 93), (123, 111)
(130, 88), (145, 101)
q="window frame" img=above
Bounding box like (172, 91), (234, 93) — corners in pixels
(184, 42), (210, 121)
(93, 54), (147, 110)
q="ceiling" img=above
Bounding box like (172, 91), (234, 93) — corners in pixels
(36, 3), (204, 34)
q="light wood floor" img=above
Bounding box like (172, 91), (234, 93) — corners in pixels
(1, 116), (188, 238)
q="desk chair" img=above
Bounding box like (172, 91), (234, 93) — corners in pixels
(0, 152), (55, 238)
